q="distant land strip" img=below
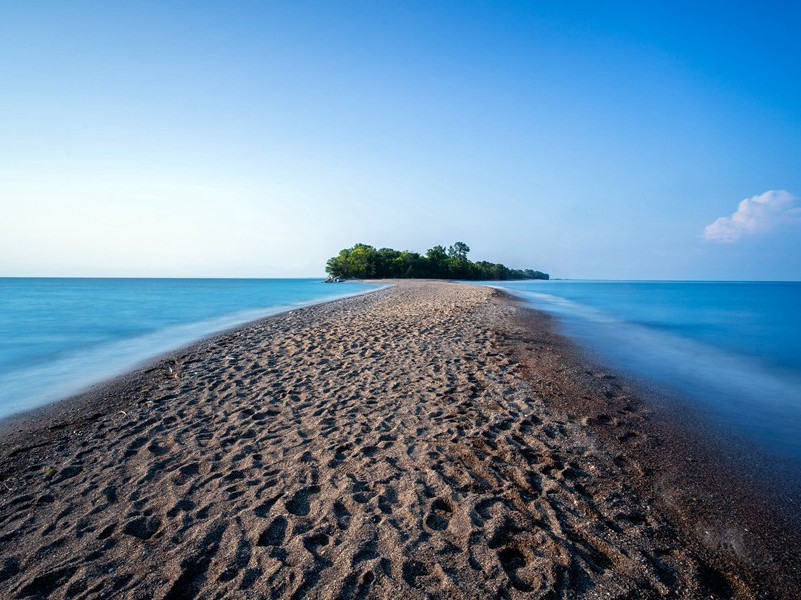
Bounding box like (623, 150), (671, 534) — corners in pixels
(325, 241), (549, 280)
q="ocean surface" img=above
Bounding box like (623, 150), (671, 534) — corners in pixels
(493, 280), (801, 467)
(0, 278), (381, 419)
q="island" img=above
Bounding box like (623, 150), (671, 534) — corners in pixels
(325, 242), (549, 280)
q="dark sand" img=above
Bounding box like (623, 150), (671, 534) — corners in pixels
(0, 281), (798, 598)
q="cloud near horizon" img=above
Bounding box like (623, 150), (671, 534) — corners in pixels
(704, 190), (800, 243)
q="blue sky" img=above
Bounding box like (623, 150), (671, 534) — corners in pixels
(1, 1), (800, 279)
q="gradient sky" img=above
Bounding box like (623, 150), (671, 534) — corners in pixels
(2, 1), (800, 279)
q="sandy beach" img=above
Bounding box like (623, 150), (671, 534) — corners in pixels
(0, 281), (798, 598)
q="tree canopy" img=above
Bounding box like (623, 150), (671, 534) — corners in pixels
(325, 242), (549, 281)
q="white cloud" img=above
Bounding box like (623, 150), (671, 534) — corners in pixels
(704, 190), (801, 243)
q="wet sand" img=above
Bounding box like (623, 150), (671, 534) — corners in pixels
(0, 281), (798, 598)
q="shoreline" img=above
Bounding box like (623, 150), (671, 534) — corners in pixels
(0, 281), (387, 431)
(0, 281), (797, 597)
(498, 292), (801, 596)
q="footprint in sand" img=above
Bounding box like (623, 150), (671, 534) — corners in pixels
(257, 516), (287, 547)
(333, 500), (351, 530)
(425, 498), (453, 531)
(284, 485), (320, 516)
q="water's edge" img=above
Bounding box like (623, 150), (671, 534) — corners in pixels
(0, 283), (389, 423)
(496, 288), (801, 596)
(496, 286), (801, 522)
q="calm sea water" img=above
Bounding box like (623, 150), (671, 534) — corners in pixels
(493, 281), (801, 464)
(0, 278), (381, 418)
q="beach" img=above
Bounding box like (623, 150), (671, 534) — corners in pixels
(0, 281), (797, 598)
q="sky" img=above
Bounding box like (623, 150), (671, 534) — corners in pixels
(1, 1), (800, 279)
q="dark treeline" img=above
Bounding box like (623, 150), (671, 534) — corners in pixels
(325, 242), (549, 280)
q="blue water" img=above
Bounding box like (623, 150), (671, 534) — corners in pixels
(492, 281), (801, 464)
(0, 278), (382, 418)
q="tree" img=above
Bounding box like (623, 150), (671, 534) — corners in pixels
(425, 245), (448, 277)
(447, 242), (470, 260)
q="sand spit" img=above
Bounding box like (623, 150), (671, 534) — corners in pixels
(0, 281), (794, 598)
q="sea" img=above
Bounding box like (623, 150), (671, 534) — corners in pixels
(0, 278), (382, 419)
(492, 280), (801, 479)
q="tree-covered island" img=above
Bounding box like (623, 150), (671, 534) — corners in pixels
(326, 242), (549, 280)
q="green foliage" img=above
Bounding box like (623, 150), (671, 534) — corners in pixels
(325, 242), (549, 281)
